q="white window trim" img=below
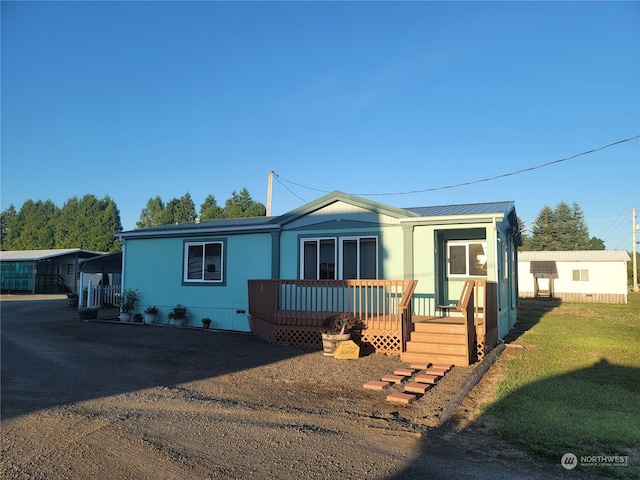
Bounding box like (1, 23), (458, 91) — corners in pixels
(299, 237), (337, 280)
(447, 240), (488, 278)
(339, 236), (378, 280)
(184, 241), (224, 283)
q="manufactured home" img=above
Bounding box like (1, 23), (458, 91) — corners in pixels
(116, 191), (522, 366)
(518, 250), (630, 303)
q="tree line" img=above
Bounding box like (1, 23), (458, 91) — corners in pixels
(1, 194), (610, 253)
(1, 188), (266, 252)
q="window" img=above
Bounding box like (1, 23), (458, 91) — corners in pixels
(184, 241), (223, 283)
(301, 238), (336, 279)
(341, 237), (377, 279)
(447, 241), (487, 277)
(572, 269), (589, 281)
(300, 236), (378, 280)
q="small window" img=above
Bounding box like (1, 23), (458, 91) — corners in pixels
(447, 241), (487, 277)
(184, 241), (223, 283)
(572, 269), (589, 282)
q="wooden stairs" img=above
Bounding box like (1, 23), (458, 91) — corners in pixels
(401, 317), (471, 366)
(401, 280), (492, 367)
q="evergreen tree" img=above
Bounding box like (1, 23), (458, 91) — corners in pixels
(589, 237), (606, 250)
(5, 199), (59, 250)
(160, 193), (196, 225)
(0, 205), (17, 249)
(527, 205), (555, 250)
(527, 201), (593, 251)
(137, 196), (165, 229)
(199, 194), (224, 220)
(56, 195), (122, 251)
(223, 188), (266, 218)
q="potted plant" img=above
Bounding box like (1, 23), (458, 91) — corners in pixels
(143, 306), (158, 324)
(66, 293), (79, 308)
(119, 288), (139, 322)
(133, 313), (143, 323)
(201, 317), (212, 329)
(168, 304), (188, 326)
(320, 313), (362, 357)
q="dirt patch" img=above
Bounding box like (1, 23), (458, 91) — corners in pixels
(1, 296), (589, 479)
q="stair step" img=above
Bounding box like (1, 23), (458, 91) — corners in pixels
(413, 322), (466, 334)
(409, 331), (466, 343)
(386, 392), (416, 405)
(401, 351), (470, 367)
(405, 341), (467, 355)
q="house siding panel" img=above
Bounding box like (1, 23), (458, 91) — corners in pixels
(123, 233), (272, 330)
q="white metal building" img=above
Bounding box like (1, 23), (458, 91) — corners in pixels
(518, 250), (630, 304)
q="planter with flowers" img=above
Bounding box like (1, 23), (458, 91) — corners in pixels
(144, 306), (158, 324)
(168, 304), (188, 327)
(119, 289), (139, 322)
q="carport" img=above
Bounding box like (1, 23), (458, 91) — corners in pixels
(78, 251), (122, 308)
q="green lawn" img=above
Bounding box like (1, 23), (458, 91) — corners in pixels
(484, 292), (640, 479)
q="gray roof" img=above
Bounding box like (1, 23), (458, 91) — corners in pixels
(405, 201), (515, 217)
(117, 193), (519, 240)
(0, 249), (104, 262)
(518, 250), (630, 262)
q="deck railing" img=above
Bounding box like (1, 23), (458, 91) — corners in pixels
(248, 279), (417, 335)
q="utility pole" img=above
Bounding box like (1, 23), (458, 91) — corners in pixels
(633, 208), (638, 292)
(266, 171), (274, 217)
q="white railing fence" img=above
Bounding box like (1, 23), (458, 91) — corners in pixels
(86, 282), (122, 309)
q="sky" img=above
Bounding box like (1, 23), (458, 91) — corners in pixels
(1, 1), (639, 251)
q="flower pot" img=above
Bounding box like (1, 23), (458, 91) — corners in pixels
(119, 312), (132, 322)
(172, 318), (186, 327)
(321, 333), (351, 357)
(79, 308), (99, 320)
(143, 313), (157, 324)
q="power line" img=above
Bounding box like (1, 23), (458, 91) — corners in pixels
(275, 134), (640, 197)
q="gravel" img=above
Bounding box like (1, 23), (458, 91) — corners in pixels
(1, 295), (589, 479)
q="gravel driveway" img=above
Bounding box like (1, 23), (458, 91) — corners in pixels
(1, 295), (581, 479)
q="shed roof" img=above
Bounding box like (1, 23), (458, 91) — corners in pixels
(518, 250), (630, 262)
(0, 249), (104, 262)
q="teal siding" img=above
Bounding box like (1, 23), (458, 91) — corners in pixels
(123, 233), (272, 331)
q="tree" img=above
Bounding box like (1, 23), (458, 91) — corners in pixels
(527, 201), (593, 251)
(199, 194), (224, 220)
(4, 199), (59, 250)
(0, 204), (17, 249)
(589, 237), (606, 250)
(161, 193), (196, 225)
(223, 188), (266, 218)
(56, 195), (122, 251)
(137, 196), (165, 229)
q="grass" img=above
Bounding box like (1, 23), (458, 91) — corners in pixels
(484, 292), (640, 478)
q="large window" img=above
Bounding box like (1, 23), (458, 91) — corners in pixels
(447, 241), (487, 277)
(184, 241), (223, 283)
(301, 236), (378, 280)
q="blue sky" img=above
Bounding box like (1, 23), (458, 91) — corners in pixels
(2, 1), (638, 250)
